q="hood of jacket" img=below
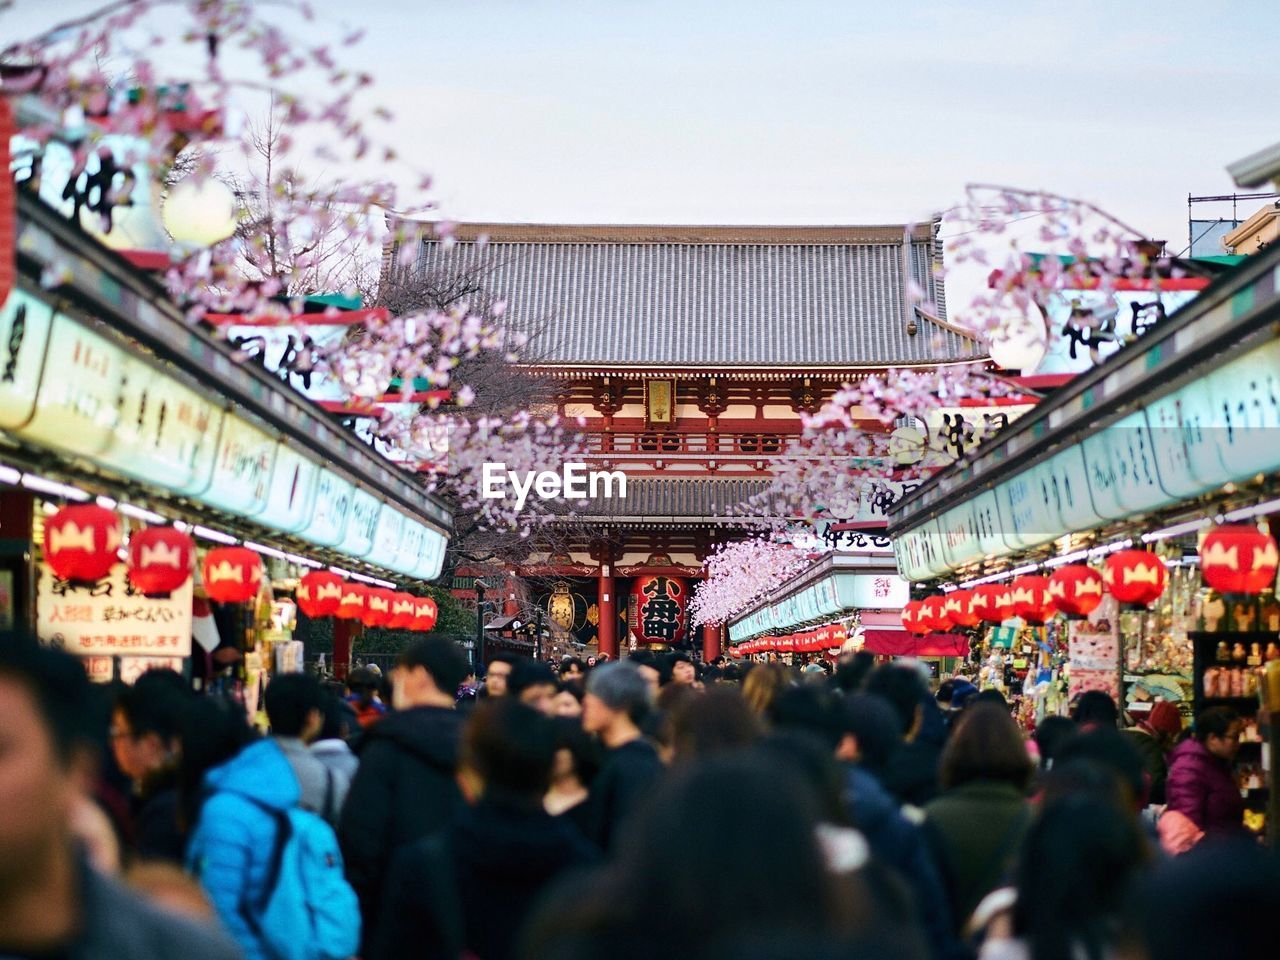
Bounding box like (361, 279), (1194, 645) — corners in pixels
(454, 797), (592, 882)
(202, 738), (299, 811)
(358, 705), (462, 771)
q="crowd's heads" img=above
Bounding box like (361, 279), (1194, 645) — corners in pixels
(484, 654), (518, 698)
(345, 665), (380, 703)
(1012, 793), (1147, 960)
(583, 662), (652, 733)
(939, 702), (1033, 792)
(833, 651), (875, 694)
(551, 680), (584, 718)
(669, 652), (697, 686)
(264, 672), (326, 740)
(111, 668), (190, 781)
(1032, 714), (1077, 771)
(742, 662), (790, 719)
(508, 659), (559, 715)
(1072, 689), (1119, 729)
(461, 699), (558, 800)
(1194, 705), (1242, 761)
(557, 657), (586, 681)
(550, 715), (601, 790)
(626, 650), (666, 694)
(0, 640), (99, 882)
(1051, 727), (1147, 810)
(395, 637), (469, 708)
(668, 686), (760, 764)
(864, 664), (927, 740)
(835, 693), (902, 774)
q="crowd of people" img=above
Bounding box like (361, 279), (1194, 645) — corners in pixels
(1, 635), (1277, 960)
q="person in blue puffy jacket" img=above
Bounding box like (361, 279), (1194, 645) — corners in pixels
(186, 738), (302, 960)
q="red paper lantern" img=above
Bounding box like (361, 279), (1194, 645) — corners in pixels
(1011, 575), (1056, 624)
(1103, 550), (1166, 606)
(970, 584), (1015, 624)
(411, 596), (439, 633)
(946, 589), (981, 628)
(297, 571), (344, 618)
(1200, 524), (1279, 595)
(202, 547), (263, 604)
(1047, 564), (1105, 619)
(335, 582), (366, 621)
(901, 599), (928, 635)
(388, 592), (417, 630)
(919, 595), (954, 633)
(44, 504), (121, 582)
(126, 526), (195, 596)
(360, 587), (394, 628)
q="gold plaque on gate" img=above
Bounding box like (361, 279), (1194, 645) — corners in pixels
(645, 379), (675, 424)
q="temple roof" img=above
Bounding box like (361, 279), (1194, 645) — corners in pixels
(574, 477), (770, 521)
(388, 219), (983, 368)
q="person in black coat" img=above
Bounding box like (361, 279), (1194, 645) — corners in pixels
(865, 664), (943, 808)
(339, 638), (470, 954)
(369, 700), (599, 960)
(581, 662), (665, 852)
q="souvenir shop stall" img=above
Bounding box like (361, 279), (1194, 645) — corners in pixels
(888, 238), (1280, 841)
(3, 179), (452, 712)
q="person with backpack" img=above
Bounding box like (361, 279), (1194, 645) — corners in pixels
(368, 699), (599, 960)
(339, 637), (470, 954)
(186, 727), (359, 960)
(265, 674), (342, 826)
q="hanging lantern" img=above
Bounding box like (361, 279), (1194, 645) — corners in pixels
(297, 570), (344, 618)
(947, 589), (981, 628)
(411, 596), (439, 633)
(362, 587), (395, 628)
(1199, 524), (1279, 595)
(388, 592), (417, 630)
(1048, 564), (1105, 619)
(335, 582), (366, 621)
(1103, 550), (1166, 606)
(901, 599), (928, 635)
(970, 583), (1015, 624)
(202, 547), (263, 604)
(126, 526), (195, 596)
(43, 504), (122, 582)
(919, 595), (954, 633)
(1011, 575), (1056, 624)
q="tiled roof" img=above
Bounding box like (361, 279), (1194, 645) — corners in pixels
(391, 220), (980, 368)
(575, 477), (770, 520)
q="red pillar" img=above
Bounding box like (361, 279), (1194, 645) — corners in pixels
(702, 622), (722, 663)
(597, 566), (618, 661)
(332, 619), (355, 681)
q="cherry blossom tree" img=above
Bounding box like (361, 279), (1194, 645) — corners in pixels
(689, 536), (812, 629)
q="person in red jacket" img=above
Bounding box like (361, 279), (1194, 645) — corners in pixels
(1164, 706), (1245, 841)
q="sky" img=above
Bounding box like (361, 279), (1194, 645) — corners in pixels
(5, 0), (1277, 254)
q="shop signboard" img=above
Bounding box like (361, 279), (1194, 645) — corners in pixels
(1208, 338), (1280, 479)
(99, 357), (223, 492)
(202, 415), (276, 517)
(339, 489), (380, 559)
(1100, 411), (1172, 515)
(0, 288), (54, 430)
(36, 562), (193, 658)
(367, 504), (407, 570)
(303, 470), (353, 547)
(839, 573), (909, 608)
(413, 530), (447, 581)
(395, 520), (428, 576)
(82, 656), (115, 683)
(259, 442), (319, 535)
(1142, 392), (1210, 500)
(118, 656), (186, 684)
(19, 315), (123, 458)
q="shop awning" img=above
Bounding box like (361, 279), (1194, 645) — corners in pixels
(861, 630), (969, 657)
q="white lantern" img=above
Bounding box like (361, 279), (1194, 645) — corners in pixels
(987, 316), (1048, 372)
(161, 176), (239, 248)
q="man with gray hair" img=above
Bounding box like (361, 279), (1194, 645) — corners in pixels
(582, 661), (664, 850)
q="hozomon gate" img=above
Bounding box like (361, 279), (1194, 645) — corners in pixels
(388, 219), (989, 661)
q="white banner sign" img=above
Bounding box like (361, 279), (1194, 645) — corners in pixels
(37, 563), (193, 658)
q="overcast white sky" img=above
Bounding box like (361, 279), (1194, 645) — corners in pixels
(6, 0), (1277, 252)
